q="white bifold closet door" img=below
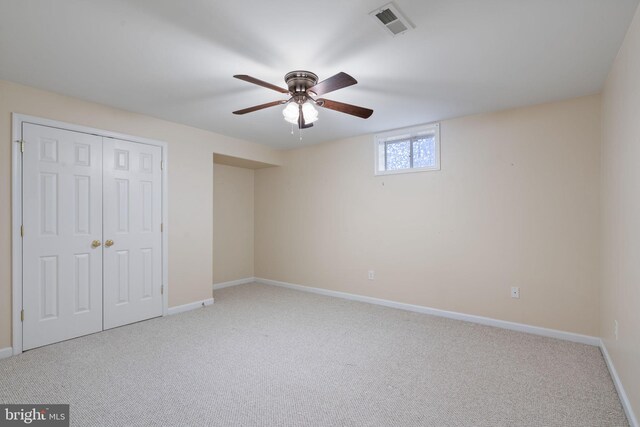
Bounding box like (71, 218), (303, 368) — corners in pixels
(22, 124), (163, 350)
(102, 138), (163, 329)
(22, 124), (104, 350)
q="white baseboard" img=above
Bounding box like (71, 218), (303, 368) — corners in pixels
(254, 277), (600, 346)
(167, 298), (214, 316)
(600, 340), (638, 427)
(0, 347), (13, 360)
(213, 277), (255, 290)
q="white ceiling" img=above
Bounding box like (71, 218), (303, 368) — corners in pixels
(0, 0), (638, 149)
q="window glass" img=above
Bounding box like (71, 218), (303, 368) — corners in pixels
(385, 140), (411, 170)
(412, 136), (436, 168)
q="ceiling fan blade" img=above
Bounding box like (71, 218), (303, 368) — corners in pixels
(233, 75), (289, 94)
(308, 72), (357, 96)
(233, 100), (286, 115)
(317, 99), (373, 119)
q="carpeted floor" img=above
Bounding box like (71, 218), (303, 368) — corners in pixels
(0, 283), (628, 426)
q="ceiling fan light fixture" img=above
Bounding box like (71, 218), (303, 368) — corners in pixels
(302, 102), (319, 124)
(282, 102), (299, 124)
(282, 101), (319, 125)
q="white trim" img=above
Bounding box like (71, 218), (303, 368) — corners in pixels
(213, 277), (255, 290)
(600, 339), (638, 427)
(11, 114), (23, 356)
(161, 144), (169, 316)
(254, 278), (600, 346)
(13, 114), (170, 147)
(0, 347), (13, 360)
(167, 298), (214, 316)
(11, 113), (170, 355)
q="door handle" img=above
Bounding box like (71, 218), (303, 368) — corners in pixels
(105, 240), (114, 247)
(91, 240), (102, 248)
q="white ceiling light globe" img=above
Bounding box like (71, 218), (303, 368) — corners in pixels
(283, 103), (299, 124)
(302, 102), (319, 123)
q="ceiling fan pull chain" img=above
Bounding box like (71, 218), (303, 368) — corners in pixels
(291, 123), (294, 135)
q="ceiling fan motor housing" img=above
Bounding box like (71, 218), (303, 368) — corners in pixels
(285, 70), (318, 101)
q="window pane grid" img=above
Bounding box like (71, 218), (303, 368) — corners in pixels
(409, 137), (416, 169)
(382, 136), (436, 171)
(375, 124), (439, 175)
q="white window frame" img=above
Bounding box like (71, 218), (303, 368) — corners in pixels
(374, 123), (440, 176)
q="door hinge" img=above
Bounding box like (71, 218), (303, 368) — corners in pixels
(160, 160), (164, 170)
(20, 309), (24, 322)
(161, 285), (164, 295)
(160, 223), (163, 232)
(20, 140), (25, 153)
(20, 225), (24, 237)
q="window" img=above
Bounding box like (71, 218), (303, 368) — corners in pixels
(374, 123), (440, 175)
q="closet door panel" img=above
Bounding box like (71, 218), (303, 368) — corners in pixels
(22, 124), (103, 350)
(103, 138), (163, 329)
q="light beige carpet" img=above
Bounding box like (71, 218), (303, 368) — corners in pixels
(0, 283), (628, 426)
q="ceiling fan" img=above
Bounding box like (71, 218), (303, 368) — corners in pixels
(232, 71), (373, 130)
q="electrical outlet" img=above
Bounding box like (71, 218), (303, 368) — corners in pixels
(614, 320), (618, 340)
(368, 270), (375, 280)
(511, 287), (520, 299)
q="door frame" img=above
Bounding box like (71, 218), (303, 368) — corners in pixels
(11, 113), (170, 356)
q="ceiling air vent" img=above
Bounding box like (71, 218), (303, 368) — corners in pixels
(370, 2), (414, 36)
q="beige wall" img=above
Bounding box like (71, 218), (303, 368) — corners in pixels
(255, 95), (602, 336)
(213, 164), (254, 284)
(0, 79), (282, 350)
(601, 2), (640, 420)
